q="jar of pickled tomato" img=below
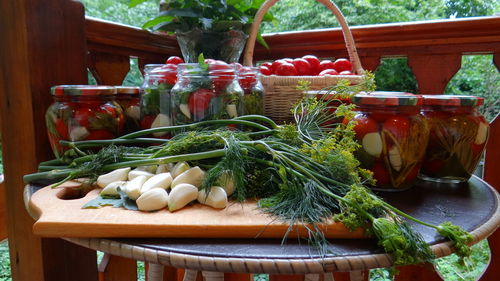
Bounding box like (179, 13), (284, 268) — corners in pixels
(238, 66), (264, 115)
(46, 85), (124, 157)
(171, 61), (243, 125)
(419, 95), (489, 183)
(350, 92), (429, 191)
(115, 86), (140, 134)
(140, 64), (177, 137)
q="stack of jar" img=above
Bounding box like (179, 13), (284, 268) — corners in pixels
(349, 92), (489, 191)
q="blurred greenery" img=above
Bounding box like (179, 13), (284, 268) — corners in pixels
(0, 241), (11, 281)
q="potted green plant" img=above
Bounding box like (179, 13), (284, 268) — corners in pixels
(130, 0), (273, 63)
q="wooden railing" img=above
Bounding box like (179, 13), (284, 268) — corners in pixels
(0, 1), (498, 279)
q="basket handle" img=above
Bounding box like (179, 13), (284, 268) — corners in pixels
(242, 0), (364, 75)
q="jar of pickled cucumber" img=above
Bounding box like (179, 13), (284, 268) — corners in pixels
(238, 66), (264, 115)
(419, 95), (489, 183)
(350, 92), (429, 191)
(46, 85), (124, 157)
(140, 64), (177, 137)
(115, 86), (140, 134)
(171, 61), (243, 125)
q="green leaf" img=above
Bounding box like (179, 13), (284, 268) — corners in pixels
(128, 0), (148, 8)
(198, 53), (209, 71)
(142, 15), (174, 29)
(82, 195), (123, 209)
(256, 33), (269, 49)
(118, 189), (139, 211)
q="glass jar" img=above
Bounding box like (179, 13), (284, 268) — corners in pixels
(140, 64), (177, 137)
(350, 92), (429, 191)
(419, 95), (489, 183)
(171, 63), (243, 125)
(238, 67), (265, 115)
(115, 86), (140, 134)
(46, 85), (124, 157)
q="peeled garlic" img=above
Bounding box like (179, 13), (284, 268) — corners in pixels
(170, 161), (190, 178)
(125, 105), (140, 120)
(151, 113), (171, 137)
(475, 122), (489, 145)
(100, 181), (126, 196)
(156, 163), (173, 174)
(362, 132), (383, 158)
(197, 186), (228, 209)
(69, 126), (89, 141)
(128, 169), (154, 181)
(388, 146), (402, 172)
(217, 171), (235, 196)
(179, 104), (191, 119)
(141, 173), (173, 194)
(97, 167), (131, 188)
(136, 188), (169, 212)
(168, 183), (198, 212)
(135, 165), (158, 174)
(171, 166), (206, 189)
(123, 175), (148, 200)
(226, 104), (238, 118)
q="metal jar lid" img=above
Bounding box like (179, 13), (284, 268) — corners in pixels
(51, 85), (116, 97)
(422, 95), (484, 107)
(351, 91), (421, 106)
(115, 86), (141, 95)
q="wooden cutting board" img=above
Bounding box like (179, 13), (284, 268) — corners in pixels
(28, 182), (365, 239)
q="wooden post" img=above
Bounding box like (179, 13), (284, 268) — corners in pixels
(0, 0), (98, 280)
(407, 54), (462, 94)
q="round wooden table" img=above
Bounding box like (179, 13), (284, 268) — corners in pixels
(28, 176), (500, 280)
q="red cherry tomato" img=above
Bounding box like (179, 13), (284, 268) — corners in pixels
(166, 56), (184, 65)
(140, 115), (156, 130)
(351, 115), (378, 140)
(383, 116), (411, 140)
(99, 104), (117, 117)
(371, 162), (390, 186)
(405, 165), (420, 183)
(74, 107), (94, 128)
(319, 69), (339, 76)
(230, 62), (243, 72)
(54, 118), (69, 139)
(275, 62), (298, 76)
(259, 65), (271, 76)
(282, 58), (294, 63)
(208, 61), (235, 91)
(292, 58), (312, 75)
(151, 64), (178, 85)
(85, 130), (115, 140)
(239, 67), (257, 90)
(204, 58), (217, 64)
(302, 55), (320, 75)
(188, 89), (215, 115)
(333, 58), (352, 72)
(318, 60), (336, 72)
(271, 60), (287, 73)
(261, 62), (273, 71)
(339, 70), (353, 75)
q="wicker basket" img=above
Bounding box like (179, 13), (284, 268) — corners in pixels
(243, 0), (365, 123)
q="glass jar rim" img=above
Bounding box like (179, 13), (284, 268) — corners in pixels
(51, 85), (116, 96)
(351, 91), (421, 106)
(115, 86), (140, 95)
(421, 95), (483, 107)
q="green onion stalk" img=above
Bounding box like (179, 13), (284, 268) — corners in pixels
(24, 98), (472, 265)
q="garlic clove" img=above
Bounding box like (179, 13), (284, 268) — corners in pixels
(100, 181), (126, 196)
(179, 104), (191, 119)
(136, 188), (169, 212)
(128, 169), (154, 181)
(97, 167), (131, 188)
(156, 163), (173, 174)
(388, 146), (402, 172)
(125, 105), (141, 120)
(197, 186), (228, 209)
(168, 183), (198, 212)
(226, 104), (238, 118)
(69, 126), (89, 141)
(135, 165), (158, 174)
(474, 122), (489, 145)
(362, 132), (383, 158)
(217, 171), (235, 196)
(123, 175), (148, 200)
(171, 166), (206, 189)
(170, 161), (190, 178)
(151, 113), (171, 137)
(141, 173), (173, 194)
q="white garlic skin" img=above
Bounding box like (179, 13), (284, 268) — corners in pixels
(97, 167), (131, 188)
(100, 181), (126, 196)
(170, 162), (190, 178)
(123, 175), (148, 200)
(141, 173), (173, 194)
(197, 186), (228, 209)
(362, 132), (383, 158)
(171, 166), (206, 189)
(128, 169), (154, 181)
(136, 188), (169, 212)
(168, 183), (198, 212)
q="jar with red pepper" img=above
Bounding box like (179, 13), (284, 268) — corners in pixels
(350, 92), (429, 191)
(46, 85), (124, 157)
(171, 61), (243, 125)
(238, 66), (264, 115)
(115, 86), (140, 134)
(140, 64), (177, 137)
(419, 95), (489, 183)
